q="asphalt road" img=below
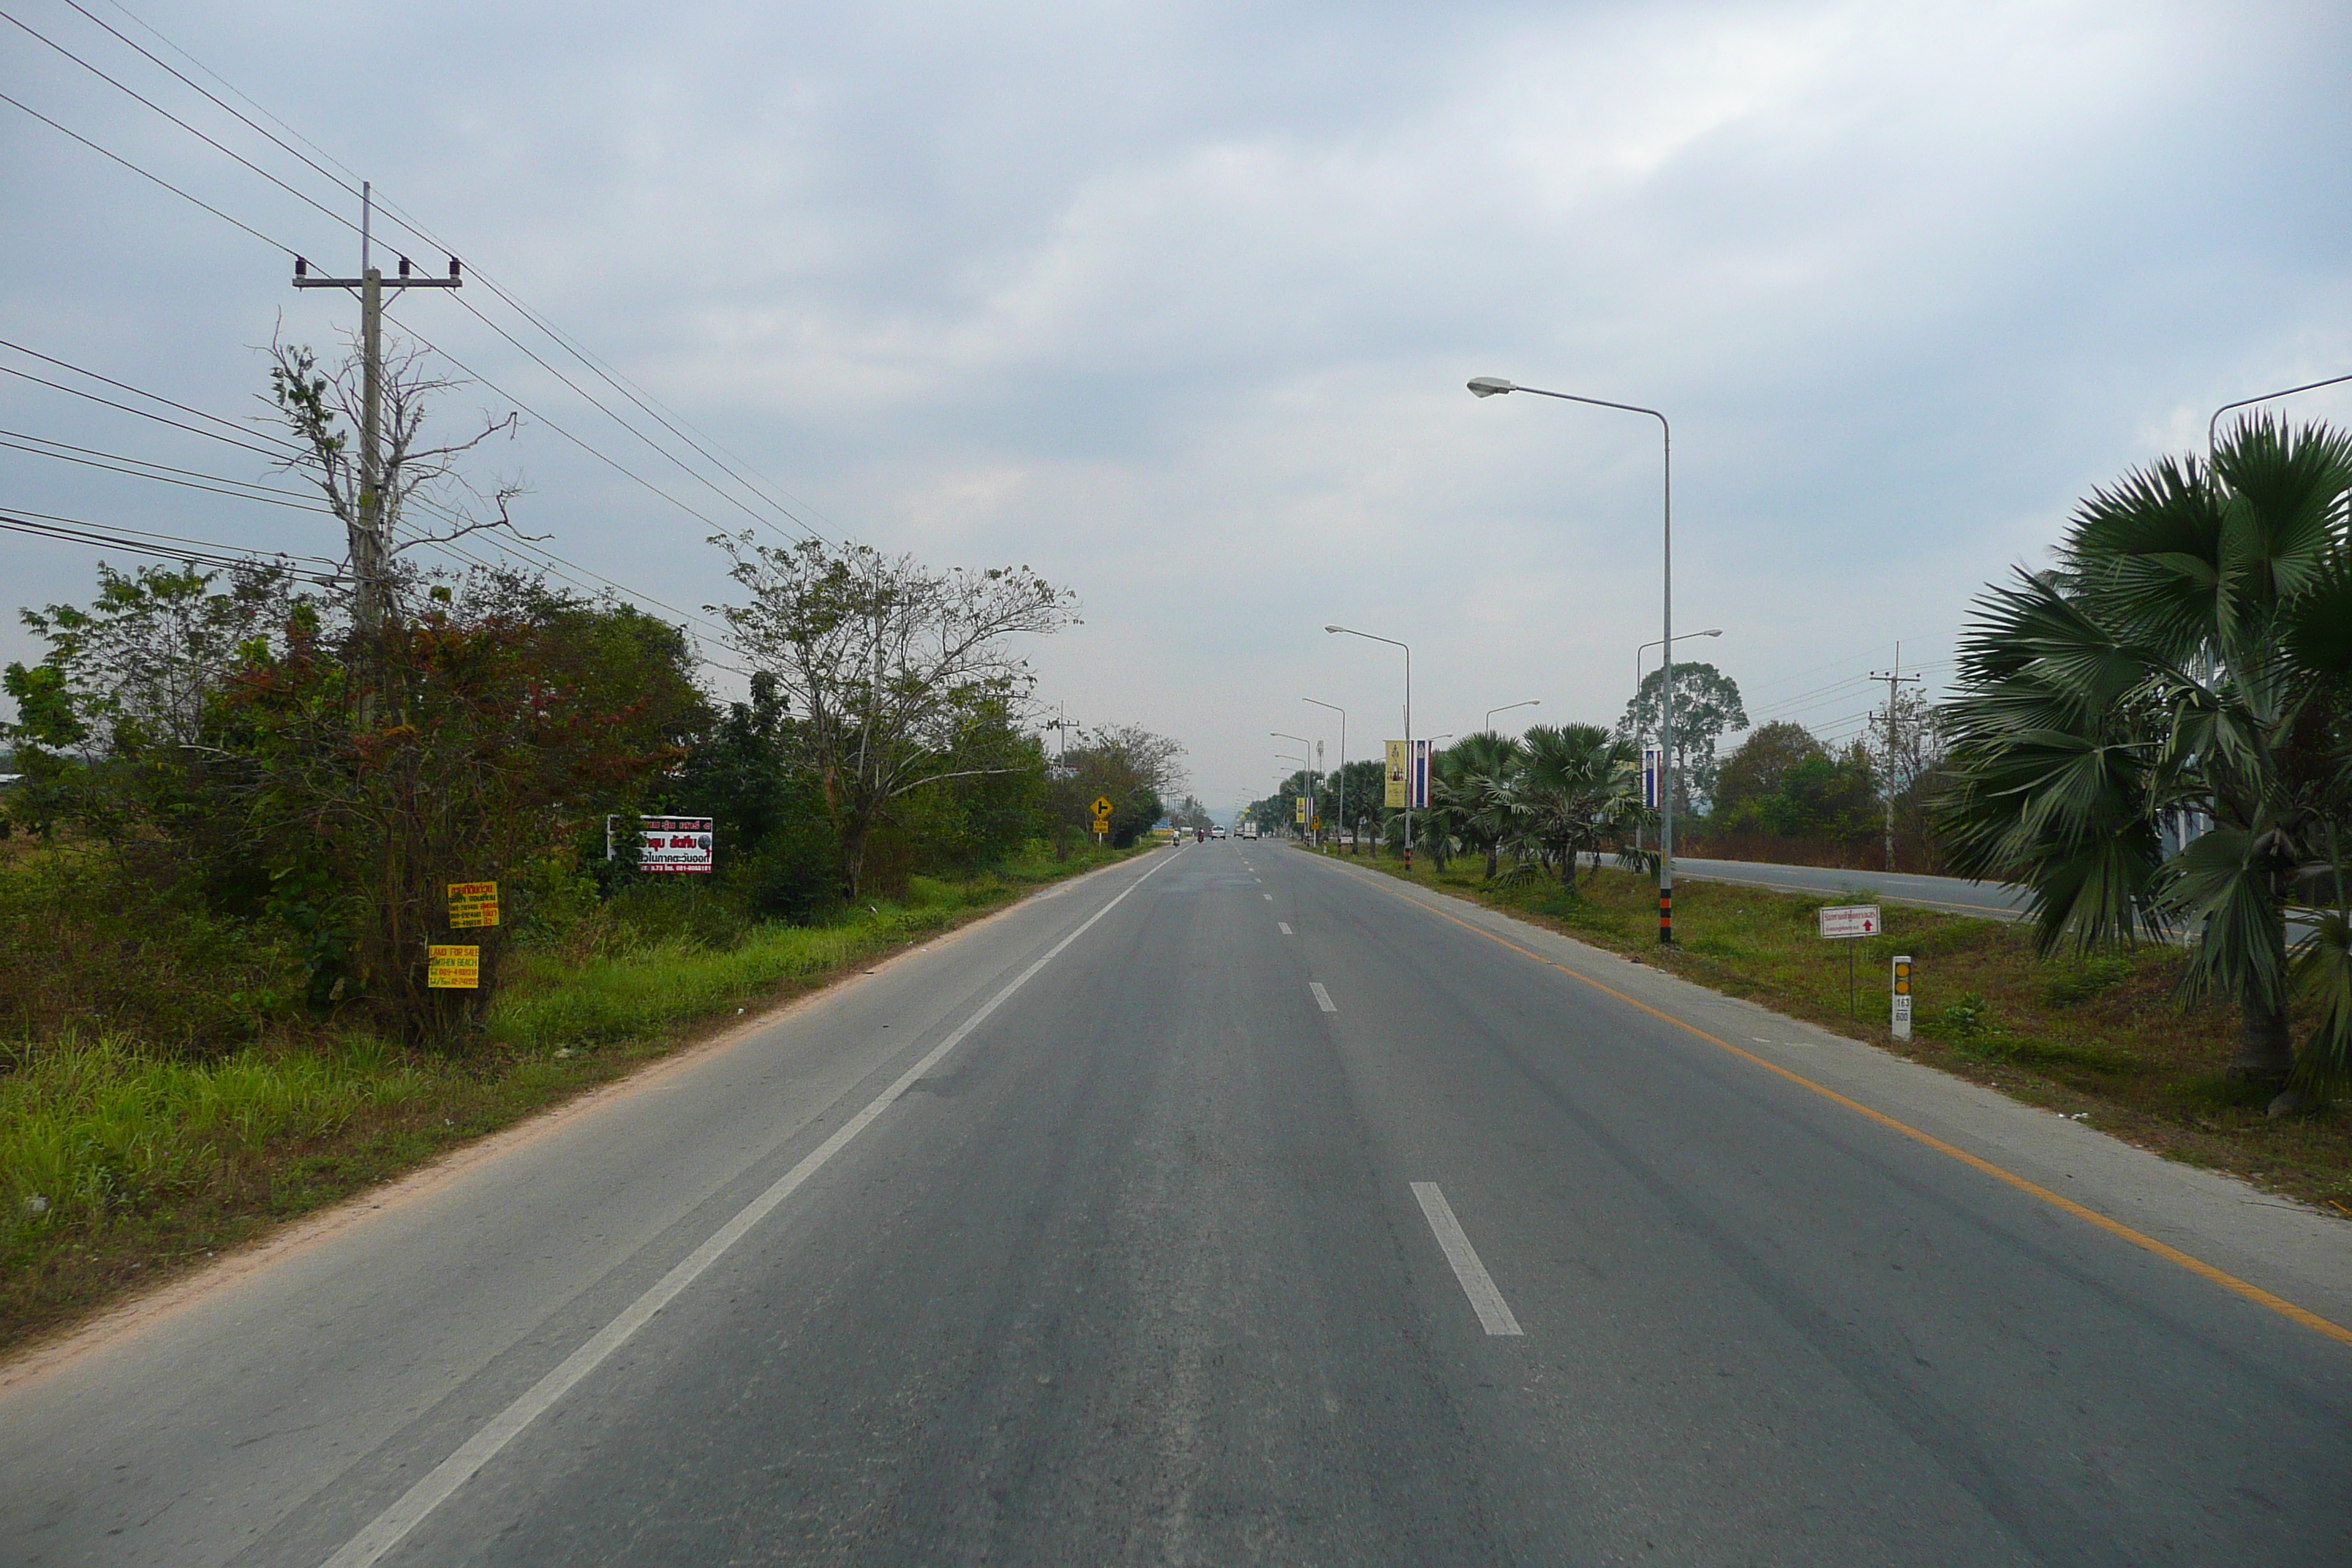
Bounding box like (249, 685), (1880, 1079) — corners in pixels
(1667, 855), (2033, 920)
(6, 841), (2351, 1565)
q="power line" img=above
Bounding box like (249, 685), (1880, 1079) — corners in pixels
(0, 88), (295, 257)
(389, 320), (736, 539)
(0, 429), (329, 510)
(15, 4), (837, 555)
(59, 0), (363, 206)
(445, 292), (817, 543)
(1, 25), (784, 671)
(0, 336), (305, 456)
(2, 505), (343, 578)
(1, 337), (753, 661)
(0, 7), (360, 240)
(72, 0), (837, 547)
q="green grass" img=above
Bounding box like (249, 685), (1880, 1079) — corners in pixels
(0, 842), (1147, 1354)
(1315, 844), (2352, 1214)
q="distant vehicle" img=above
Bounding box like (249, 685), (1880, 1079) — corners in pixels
(1210, 826), (1227, 840)
(1240, 821), (1260, 840)
(1194, 827), (1207, 843)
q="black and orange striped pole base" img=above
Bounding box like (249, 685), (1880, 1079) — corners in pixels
(1658, 887), (1674, 944)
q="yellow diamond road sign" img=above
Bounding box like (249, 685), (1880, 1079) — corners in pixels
(1091, 795), (1115, 819)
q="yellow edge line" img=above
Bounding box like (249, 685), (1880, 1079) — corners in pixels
(1346, 863), (2352, 1351)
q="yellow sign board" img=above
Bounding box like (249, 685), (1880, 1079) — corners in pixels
(1311, 818), (1322, 832)
(447, 881), (500, 929)
(1385, 740), (1408, 807)
(427, 944), (480, 990)
(1294, 796), (1308, 823)
(1091, 795), (1115, 818)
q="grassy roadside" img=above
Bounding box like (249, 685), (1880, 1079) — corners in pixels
(0, 843), (1151, 1357)
(1309, 844), (2352, 1215)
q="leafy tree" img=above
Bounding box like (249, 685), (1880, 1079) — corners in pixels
(1712, 721), (1826, 823)
(672, 671), (838, 922)
(1937, 415), (2352, 1093)
(1053, 723), (1183, 848)
(714, 535), (1077, 896)
(1621, 661), (1748, 814)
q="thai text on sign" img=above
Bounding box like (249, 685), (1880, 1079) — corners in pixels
(447, 881), (500, 928)
(1817, 904), (1881, 939)
(428, 944), (480, 990)
(639, 815), (715, 874)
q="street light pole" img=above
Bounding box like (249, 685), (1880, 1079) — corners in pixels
(1274, 747), (1310, 840)
(1635, 628), (1721, 696)
(1485, 699), (1538, 734)
(1303, 698), (1346, 852)
(1325, 625), (1411, 867)
(2209, 372), (2352, 459)
(1471, 375), (1678, 944)
(1272, 731), (1314, 841)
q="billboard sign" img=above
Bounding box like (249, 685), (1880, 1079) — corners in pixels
(638, 815), (715, 874)
(1384, 741), (1408, 807)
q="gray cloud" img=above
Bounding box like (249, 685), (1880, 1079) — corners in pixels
(4, 0), (2348, 807)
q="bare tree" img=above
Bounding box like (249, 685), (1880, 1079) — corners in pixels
(266, 327), (532, 626)
(713, 534), (1079, 897)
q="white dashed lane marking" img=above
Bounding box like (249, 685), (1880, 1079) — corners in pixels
(1411, 1183), (1523, 1336)
(1310, 981), (1337, 1013)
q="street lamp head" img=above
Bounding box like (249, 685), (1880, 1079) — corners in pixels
(1467, 377), (1515, 399)
(1323, 624), (1343, 633)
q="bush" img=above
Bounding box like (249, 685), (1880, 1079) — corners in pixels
(0, 848), (304, 1053)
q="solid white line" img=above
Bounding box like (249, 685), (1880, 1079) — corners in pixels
(1411, 1183), (1523, 1336)
(317, 851), (1177, 1568)
(1310, 981), (1337, 1013)
(1278, 922), (1292, 935)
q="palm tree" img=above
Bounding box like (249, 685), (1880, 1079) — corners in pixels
(1448, 730), (1523, 878)
(1507, 723), (1646, 891)
(1937, 416), (2352, 1093)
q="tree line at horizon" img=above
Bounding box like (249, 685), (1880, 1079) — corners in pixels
(0, 335), (1185, 1047)
(1248, 415), (2352, 1098)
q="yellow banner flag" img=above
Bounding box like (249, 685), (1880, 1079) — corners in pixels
(1385, 740), (1408, 807)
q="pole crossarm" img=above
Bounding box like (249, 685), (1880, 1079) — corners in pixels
(291, 277), (460, 290)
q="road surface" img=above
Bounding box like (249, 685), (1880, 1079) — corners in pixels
(1668, 855), (2032, 920)
(4, 841), (2349, 1565)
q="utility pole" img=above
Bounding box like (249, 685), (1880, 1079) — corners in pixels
(1868, 642), (1923, 872)
(291, 182), (461, 638)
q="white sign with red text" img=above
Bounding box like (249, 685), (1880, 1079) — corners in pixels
(638, 815), (715, 874)
(1817, 904), (1880, 940)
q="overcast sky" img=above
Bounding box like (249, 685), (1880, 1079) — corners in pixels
(5, 0), (2349, 813)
